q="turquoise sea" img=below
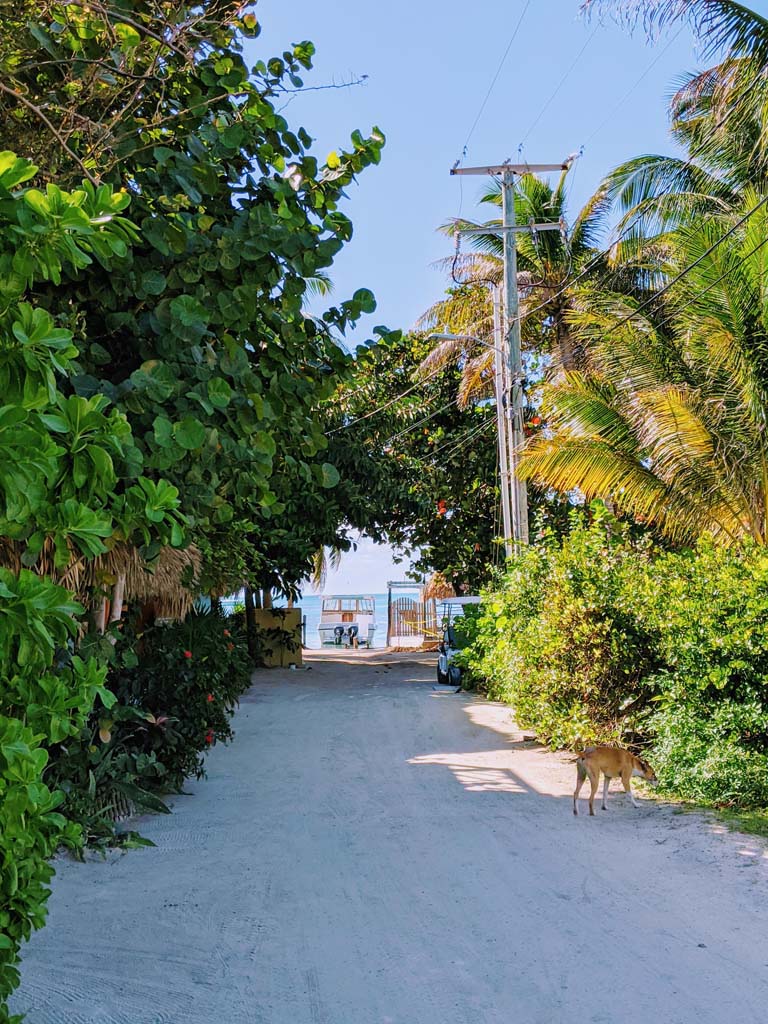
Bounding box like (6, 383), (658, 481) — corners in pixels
(222, 592), (391, 649)
(295, 593), (390, 649)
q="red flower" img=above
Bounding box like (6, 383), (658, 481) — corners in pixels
(183, 650), (192, 659)
(205, 729), (214, 745)
(227, 642), (234, 651)
(207, 693), (214, 703)
(223, 629), (231, 637)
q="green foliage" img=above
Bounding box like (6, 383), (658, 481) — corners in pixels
(332, 329), (573, 592)
(99, 611), (253, 792)
(330, 331), (504, 591)
(0, 569), (110, 1010)
(636, 541), (768, 807)
(0, 2), (389, 595)
(0, 156), (186, 1016)
(465, 511), (768, 808)
(466, 507), (662, 747)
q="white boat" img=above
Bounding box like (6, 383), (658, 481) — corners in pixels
(318, 594), (376, 648)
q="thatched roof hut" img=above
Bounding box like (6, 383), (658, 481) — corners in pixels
(93, 544), (201, 621)
(423, 572), (456, 601)
(0, 539), (201, 621)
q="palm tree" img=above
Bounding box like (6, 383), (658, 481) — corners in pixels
(417, 170), (616, 405)
(587, 1), (768, 244)
(520, 191), (768, 544)
(310, 544), (344, 591)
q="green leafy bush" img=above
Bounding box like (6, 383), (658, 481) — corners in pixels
(465, 510), (768, 808)
(102, 611), (252, 792)
(467, 508), (662, 748)
(636, 543), (768, 807)
(0, 570), (114, 1014)
(0, 155), (185, 1020)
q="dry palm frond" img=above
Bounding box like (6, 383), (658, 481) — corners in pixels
(423, 572), (456, 601)
(457, 350), (495, 408)
(416, 335), (475, 378)
(94, 544), (201, 616)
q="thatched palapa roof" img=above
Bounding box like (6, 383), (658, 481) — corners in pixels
(0, 539), (201, 620)
(423, 572), (456, 601)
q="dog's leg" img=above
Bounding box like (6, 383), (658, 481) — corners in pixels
(587, 767), (599, 816)
(622, 769), (639, 808)
(601, 774), (610, 811)
(573, 762), (586, 815)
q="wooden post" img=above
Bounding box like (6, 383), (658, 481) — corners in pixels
(244, 586), (257, 660)
(109, 573), (126, 625)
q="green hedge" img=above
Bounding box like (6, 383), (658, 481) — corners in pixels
(0, 571), (114, 1019)
(48, 610), (254, 843)
(464, 507), (768, 809)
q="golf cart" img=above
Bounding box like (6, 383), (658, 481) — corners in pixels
(436, 597), (482, 686)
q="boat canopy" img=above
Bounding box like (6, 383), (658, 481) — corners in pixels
(321, 594), (375, 612)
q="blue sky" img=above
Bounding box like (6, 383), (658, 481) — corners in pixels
(248, 0), (765, 593)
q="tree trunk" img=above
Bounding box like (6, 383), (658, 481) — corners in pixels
(109, 573), (126, 624)
(91, 593), (108, 634)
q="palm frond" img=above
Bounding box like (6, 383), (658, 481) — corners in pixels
(415, 336), (473, 377)
(429, 253), (501, 285)
(305, 273), (333, 297)
(457, 349), (495, 408)
(582, 1), (768, 65)
(601, 154), (738, 238)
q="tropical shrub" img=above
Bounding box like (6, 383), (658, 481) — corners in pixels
(0, 571), (115, 1017)
(637, 542), (768, 807)
(467, 507), (663, 748)
(103, 611), (252, 792)
(466, 511), (768, 807)
(0, 155), (183, 1019)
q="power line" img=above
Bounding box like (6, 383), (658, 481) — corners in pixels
(589, 192), (768, 342)
(328, 361), (447, 435)
(453, 0), (532, 228)
(458, 0), (533, 160)
(506, 66), (768, 329)
(583, 25), (685, 147)
(626, 226), (768, 338)
(430, 417), (495, 460)
(379, 396), (462, 448)
(518, 25), (599, 151)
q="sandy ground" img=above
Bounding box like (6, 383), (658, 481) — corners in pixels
(13, 651), (768, 1024)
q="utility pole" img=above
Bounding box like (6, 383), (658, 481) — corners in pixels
(427, 318), (513, 558)
(492, 286), (513, 558)
(452, 160), (570, 547)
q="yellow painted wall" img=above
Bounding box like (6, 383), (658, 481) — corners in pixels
(255, 608), (303, 668)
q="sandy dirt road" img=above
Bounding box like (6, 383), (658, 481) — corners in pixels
(13, 651), (768, 1023)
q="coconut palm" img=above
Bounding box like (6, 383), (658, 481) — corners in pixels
(310, 544), (344, 591)
(520, 191), (768, 544)
(588, 1), (768, 244)
(417, 170), (619, 406)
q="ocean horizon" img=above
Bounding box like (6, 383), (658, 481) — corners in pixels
(222, 591), (398, 649)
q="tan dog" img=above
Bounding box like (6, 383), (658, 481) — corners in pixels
(573, 746), (657, 816)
